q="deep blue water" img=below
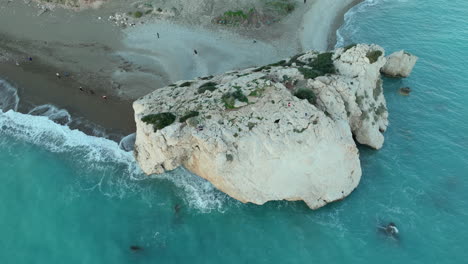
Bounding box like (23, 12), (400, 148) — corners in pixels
(1, 0), (468, 262)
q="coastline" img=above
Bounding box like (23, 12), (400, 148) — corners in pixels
(0, 0), (362, 139)
(327, 0), (364, 50)
(300, 0), (362, 51)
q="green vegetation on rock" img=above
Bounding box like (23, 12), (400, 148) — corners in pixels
(373, 79), (382, 100)
(248, 122), (257, 131)
(198, 82), (217, 94)
(179, 111), (200, 123)
(199, 75), (213, 80)
(294, 88), (316, 104)
(141, 112), (176, 132)
(298, 52), (335, 79)
(285, 53), (306, 67)
(133, 11), (143, 18)
(343, 44), (357, 52)
(375, 104), (386, 116)
(266, 1), (295, 15)
(366, 50), (383, 64)
(268, 60), (287, 67)
(222, 88), (248, 109)
(253, 65), (271, 72)
(298, 67), (321, 79)
(214, 9), (253, 26)
(293, 127), (307, 133)
(179, 81), (193, 87)
(310, 52), (335, 74)
(249, 87), (266, 97)
(224, 10), (248, 19)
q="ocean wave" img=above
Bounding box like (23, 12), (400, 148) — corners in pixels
(0, 110), (227, 212)
(28, 104), (72, 126)
(153, 167), (229, 213)
(0, 79), (19, 112)
(335, 0), (388, 48)
(119, 132), (136, 151)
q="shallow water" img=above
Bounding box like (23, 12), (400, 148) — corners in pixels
(1, 0), (468, 262)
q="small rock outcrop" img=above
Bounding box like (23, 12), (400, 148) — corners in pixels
(399, 87), (411, 96)
(381, 50), (418, 77)
(133, 44), (404, 209)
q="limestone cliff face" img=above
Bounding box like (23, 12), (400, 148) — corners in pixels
(133, 44), (400, 209)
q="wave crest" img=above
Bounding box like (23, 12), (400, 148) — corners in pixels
(0, 79), (19, 112)
(0, 110), (227, 212)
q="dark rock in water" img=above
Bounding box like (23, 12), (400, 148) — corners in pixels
(174, 204), (182, 214)
(399, 87), (411, 95)
(130, 245), (142, 251)
(378, 222), (399, 238)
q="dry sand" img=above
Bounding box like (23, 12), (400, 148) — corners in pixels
(0, 0), (361, 137)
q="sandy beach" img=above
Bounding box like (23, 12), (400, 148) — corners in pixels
(0, 0), (361, 139)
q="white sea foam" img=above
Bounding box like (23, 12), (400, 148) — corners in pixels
(335, 0), (386, 48)
(28, 104), (72, 126)
(0, 79), (19, 112)
(119, 133), (136, 151)
(0, 110), (227, 212)
(153, 167), (229, 213)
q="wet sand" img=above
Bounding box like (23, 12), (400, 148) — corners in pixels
(0, 61), (136, 135)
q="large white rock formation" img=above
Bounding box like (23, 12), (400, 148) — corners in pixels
(133, 44), (411, 209)
(381, 50), (418, 77)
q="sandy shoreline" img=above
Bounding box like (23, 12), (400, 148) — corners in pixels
(0, 0), (361, 140)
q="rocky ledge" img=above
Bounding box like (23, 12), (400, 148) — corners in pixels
(133, 44), (415, 209)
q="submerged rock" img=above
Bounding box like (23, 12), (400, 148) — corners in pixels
(399, 87), (411, 95)
(133, 44), (408, 209)
(381, 50), (418, 77)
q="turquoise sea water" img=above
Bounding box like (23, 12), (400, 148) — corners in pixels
(1, 0), (468, 262)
